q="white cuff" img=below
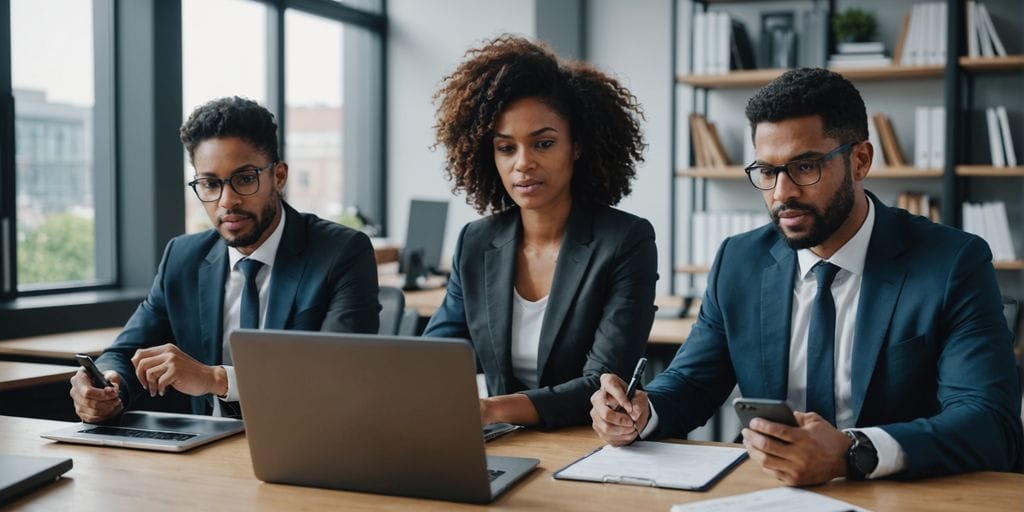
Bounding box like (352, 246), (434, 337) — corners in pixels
(639, 399), (659, 439)
(219, 365), (239, 402)
(848, 427), (907, 478)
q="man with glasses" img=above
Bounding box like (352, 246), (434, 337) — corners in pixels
(70, 97), (380, 421)
(592, 68), (1021, 482)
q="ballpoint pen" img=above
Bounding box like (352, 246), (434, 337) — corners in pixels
(624, 357), (647, 443)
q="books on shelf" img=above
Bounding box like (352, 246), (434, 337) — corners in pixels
(985, 106), (1017, 167)
(691, 211), (764, 266)
(963, 201), (1017, 261)
(898, 2), (948, 66)
(872, 113), (907, 167)
(966, 1), (1008, 58)
(689, 114), (730, 167)
(867, 116), (884, 169)
(913, 106), (945, 169)
(692, 11), (756, 75)
(897, 192), (940, 222)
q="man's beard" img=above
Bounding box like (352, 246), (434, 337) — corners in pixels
(221, 195), (279, 248)
(770, 164), (854, 250)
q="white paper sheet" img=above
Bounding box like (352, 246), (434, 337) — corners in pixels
(671, 487), (873, 512)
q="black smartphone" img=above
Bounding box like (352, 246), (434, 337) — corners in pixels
(75, 353), (111, 388)
(732, 397), (798, 428)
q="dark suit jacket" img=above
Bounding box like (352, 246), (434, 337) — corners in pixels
(423, 202), (657, 428)
(645, 191), (1023, 478)
(97, 202), (381, 414)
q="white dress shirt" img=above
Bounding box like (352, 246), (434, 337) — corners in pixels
(643, 199), (907, 478)
(511, 288), (548, 390)
(216, 209), (286, 408)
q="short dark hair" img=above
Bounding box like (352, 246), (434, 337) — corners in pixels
(745, 68), (868, 145)
(433, 35), (645, 214)
(180, 96), (280, 164)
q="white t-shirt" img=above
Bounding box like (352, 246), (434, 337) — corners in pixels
(510, 288), (549, 390)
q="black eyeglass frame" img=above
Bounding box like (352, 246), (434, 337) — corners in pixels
(187, 162), (277, 203)
(743, 141), (859, 190)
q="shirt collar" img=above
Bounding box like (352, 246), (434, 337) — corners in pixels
(796, 195), (874, 279)
(227, 203), (287, 271)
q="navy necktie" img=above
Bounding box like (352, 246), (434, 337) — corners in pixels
(238, 258), (264, 331)
(806, 261), (841, 426)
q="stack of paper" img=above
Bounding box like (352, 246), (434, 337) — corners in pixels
(671, 487), (873, 512)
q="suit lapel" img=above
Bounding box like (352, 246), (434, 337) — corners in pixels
(760, 236), (797, 399)
(851, 194), (907, 424)
(484, 212), (519, 391)
(264, 203), (306, 329)
(198, 239), (228, 365)
(536, 203), (593, 382)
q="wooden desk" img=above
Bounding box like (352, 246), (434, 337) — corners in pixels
(0, 327), (118, 363)
(0, 362), (76, 392)
(2, 416), (1021, 511)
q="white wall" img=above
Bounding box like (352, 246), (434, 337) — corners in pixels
(386, 0), (535, 259)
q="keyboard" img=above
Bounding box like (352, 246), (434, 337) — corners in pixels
(487, 469), (506, 482)
(80, 426), (197, 441)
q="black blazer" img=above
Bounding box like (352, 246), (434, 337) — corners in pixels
(423, 202), (657, 428)
(97, 202), (381, 414)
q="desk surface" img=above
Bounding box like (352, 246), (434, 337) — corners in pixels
(2, 415), (1020, 511)
(0, 362), (76, 392)
(0, 327), (118, 362)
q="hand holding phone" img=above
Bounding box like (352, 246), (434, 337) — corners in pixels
(733, 397), (798, 429)
(75, 353), (112, 389)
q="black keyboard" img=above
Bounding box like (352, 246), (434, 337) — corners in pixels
(80, 426), (197, 441)
(487, 469), (506, 482)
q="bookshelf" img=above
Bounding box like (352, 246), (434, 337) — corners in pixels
(670, 0), (1022, 302)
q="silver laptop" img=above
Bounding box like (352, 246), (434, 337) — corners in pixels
(0, 454), (72, 505)
(41, 410), (244, 452)
(230, 329), (539, 504)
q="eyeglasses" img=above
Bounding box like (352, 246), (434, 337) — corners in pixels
(743, 142), (858, 190)
(187, 162), (276, 202)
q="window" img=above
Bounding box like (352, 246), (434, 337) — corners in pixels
(7, 0), (115, 292)
(180, 0), (385, 234)
(182, 0), (269, 234)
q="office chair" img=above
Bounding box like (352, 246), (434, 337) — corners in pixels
(378, 286), (407, 336)
(397, 308), (420, 336)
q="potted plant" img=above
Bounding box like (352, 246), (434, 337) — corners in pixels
(832, 8), (877, 43)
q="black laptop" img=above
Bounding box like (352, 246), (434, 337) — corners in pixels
(0, 453), (72, 505)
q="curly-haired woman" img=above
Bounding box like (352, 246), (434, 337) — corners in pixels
(423, 35), (658, 430)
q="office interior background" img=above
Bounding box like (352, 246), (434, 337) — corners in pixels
(0, 0), (1021, 378)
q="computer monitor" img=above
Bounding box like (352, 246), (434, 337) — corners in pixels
(400, 199), (448, 274)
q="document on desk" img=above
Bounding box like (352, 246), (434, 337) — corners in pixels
(671, 487), (873, 512)
(553, 441), (747, 491)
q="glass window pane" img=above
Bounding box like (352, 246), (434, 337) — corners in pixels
(284, 10), (345, 222)
(332, 0), (383, 14)
(12, 0), (101, 289)
(182, 0), (268, 233)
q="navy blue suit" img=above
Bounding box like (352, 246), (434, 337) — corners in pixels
(424, 202), (657, 428)
(97, 203), (381, 414)
(646, 192), (1022, 478)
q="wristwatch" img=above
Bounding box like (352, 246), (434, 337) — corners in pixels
(845, 430), (879, 480)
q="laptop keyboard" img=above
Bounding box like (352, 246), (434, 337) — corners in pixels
(487, 469), (506, 482)
(80, 426), (197, 441)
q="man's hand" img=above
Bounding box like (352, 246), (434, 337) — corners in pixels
(590, 373), (650, 446)
(741, 411), (852, 486)
(69, 369), (124, 423)
(131, 344), (227, 397)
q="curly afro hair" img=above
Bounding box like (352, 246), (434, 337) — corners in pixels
(180, 96), (280, 164)
(433, 35), (645, 214)
(745, 68), (868, 145)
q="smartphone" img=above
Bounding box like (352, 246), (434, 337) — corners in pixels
(75, 353), (111, 388)
(732, 397), (798, 429)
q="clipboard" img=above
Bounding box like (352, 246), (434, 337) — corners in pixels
(553, 441), (747, 491)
